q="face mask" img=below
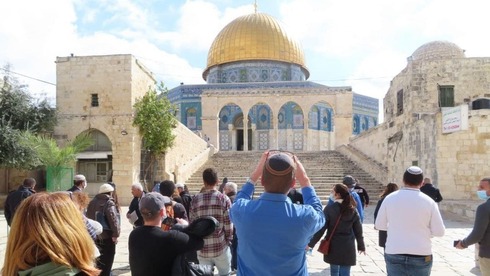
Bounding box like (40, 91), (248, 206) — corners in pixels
(329, 193), (335, 201)
(477, 190), (489, 200)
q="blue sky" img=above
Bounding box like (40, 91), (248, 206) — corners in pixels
(1, 0), (490, 121)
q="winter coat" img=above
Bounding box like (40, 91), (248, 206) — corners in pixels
(374, 197), (387, 247)
(309, 202), (365, 266)
(17, 261), (82, 276)
(86, 193), (120, 240)
(4, 185), (36, 226)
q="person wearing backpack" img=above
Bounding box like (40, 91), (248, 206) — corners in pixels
(86, 183), (120, 276)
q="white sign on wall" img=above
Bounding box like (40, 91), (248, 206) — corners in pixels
(442, 105), (469, 133)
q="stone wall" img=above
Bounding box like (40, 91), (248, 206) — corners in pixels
(55, 54), (155, 205)
(347, 54), (490, 205)
(158, 122), (215, 185)
(336, 144), (388, 184)
(201, 87), (353, 151)
(436, 110), (490, 200)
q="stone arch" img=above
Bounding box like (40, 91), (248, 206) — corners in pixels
(248, 103), (273, 150)
(185, 107), (198, 130)
(248, 102), (273, 130)
(278, 101), (304, 130)
(278, 101), (304, 150)
(309, 101), (334, 131)
(362, 116), (369, 131)
(77, 129), (113, 184)
(219, 103), (243, 130)
(353, 115), (361, 135)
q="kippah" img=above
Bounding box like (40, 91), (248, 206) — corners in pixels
(264, 153), (294, 176)
(406, 166), (423, 175)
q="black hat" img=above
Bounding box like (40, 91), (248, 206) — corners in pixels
(184, 216), (219, 238)
(342, 175), (356, 187)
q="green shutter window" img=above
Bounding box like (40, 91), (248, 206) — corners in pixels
(439, 86), (454, 107)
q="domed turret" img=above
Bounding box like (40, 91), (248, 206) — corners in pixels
(203, 13), (309, 81)
(411, 41), (465, 61)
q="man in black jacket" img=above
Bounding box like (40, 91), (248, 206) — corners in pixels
(67, 174), (87, 192)
(129, 192), (204, 276)
(4, 178), (36, 226)
(353, 180), (370, 208)
(176, 183), (192, 216)
(127, 183), (146, 227)
(420, 177), (443, 203)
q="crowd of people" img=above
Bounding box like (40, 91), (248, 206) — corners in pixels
(4, 150), (490, 276)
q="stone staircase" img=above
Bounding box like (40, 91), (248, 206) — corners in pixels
(184, 151), (384, 204)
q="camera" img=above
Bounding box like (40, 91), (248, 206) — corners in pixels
(163, 217), (177, 227)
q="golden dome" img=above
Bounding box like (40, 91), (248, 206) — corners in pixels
(203, 13), (309, 80)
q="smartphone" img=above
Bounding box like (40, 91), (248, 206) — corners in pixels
(453, 240), (459, 247)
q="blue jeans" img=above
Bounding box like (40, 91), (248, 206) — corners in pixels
(198, 246), (231, 276)
(385, 254), (432, 276)
(330, 264), (351, 276)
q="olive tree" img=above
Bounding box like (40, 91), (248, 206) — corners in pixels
(133, 82), (177, 185)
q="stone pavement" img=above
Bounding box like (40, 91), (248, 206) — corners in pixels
(0, 205), (483, 275)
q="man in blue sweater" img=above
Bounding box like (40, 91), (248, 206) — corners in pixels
(230, 151), (325, 276)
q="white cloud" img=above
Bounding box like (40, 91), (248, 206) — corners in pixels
(157, 1), (253, 52)
(2, 0), (490, 114)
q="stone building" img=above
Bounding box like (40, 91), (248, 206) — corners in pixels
(53, 54), (155, 203)
(168, 12), (379, 151)
(345, 41), (490, 216)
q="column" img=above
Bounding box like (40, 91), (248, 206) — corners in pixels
(273, 116), (279, 149)
(251, 123), (256, 151)
(243, 117), (248, 151)
(228, 124), (234, 151)
(303, 114), (309, 151)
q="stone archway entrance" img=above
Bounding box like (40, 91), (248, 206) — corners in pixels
(234, 115), (252, 151)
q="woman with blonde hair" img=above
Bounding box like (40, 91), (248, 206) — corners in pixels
(2, 192), (100, 276)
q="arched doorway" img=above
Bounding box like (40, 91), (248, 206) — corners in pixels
(234, 114), (252, 151)
(76, 129), (113, 184)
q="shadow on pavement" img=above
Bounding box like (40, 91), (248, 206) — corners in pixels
(112, 265), (131, 275)
(310, 268), (329, 275)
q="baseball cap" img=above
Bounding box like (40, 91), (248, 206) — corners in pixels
(139, 192), (172, 217)
(342, 175), (356, 187)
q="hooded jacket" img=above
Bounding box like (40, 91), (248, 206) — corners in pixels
(86, 193), (120, 239)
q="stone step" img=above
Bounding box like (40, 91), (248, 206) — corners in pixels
(183, 151), (384, 200)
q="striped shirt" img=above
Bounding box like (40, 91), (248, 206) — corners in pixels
(190, 189), (233, 258)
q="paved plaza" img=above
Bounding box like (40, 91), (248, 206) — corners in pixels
(0, 204), (482, 275)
